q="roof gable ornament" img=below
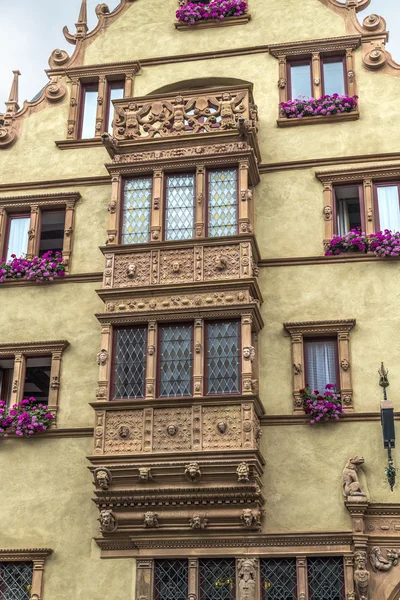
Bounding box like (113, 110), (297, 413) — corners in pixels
(5, 70), (21, 114)
(0, 70), (21, 149)
(63, 0), (89, 43)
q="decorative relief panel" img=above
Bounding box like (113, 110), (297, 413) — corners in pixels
(152, 407), (192, 452)
(104, 410), (143, 454)
(113, 252), (151, 288)
(202, 405), (242, 450)
(160, 248), (194, 284)
(203, 246), (240, 281)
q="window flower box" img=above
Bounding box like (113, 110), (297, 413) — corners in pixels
(0, 251), (65, 283)
(325, 229), (400, 258)
(0, 398), (54, 439)
(175, 0), (250, 29)
(277, 94), (359, 128)
(300, 385), (344, 424)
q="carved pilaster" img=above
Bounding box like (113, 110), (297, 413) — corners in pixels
(31, 559), (45, 600)
(63, 200), (76, 272)
(291, 334), (304, 412)
(67, 77), (81, 139)
(143, 408), (153, 453)
(296, 557), (308, 600)
(193, 318), (204, 396)
(103, 254), (115, 288)
(145, 321), (157, 400)
(26, 205), (39, 259)
(346, 49), (357, 97)
(323, 181), (334, 242)
(124, 72), (134, 98)
(238, 161), (250, 234)
(278, 55), (288, 103)
(48, 351), (63, 425)
(192, 405), (202, 452)
(188, 559), (198, 600)
(312, 52), (321, 100)
(241, 403), (255, 449)
(0, 207), (5, 258)
(10, 353), (25, 406)
(241, 313), (253, 395)
(363, 178), (374, 236)
(151, 170), (163, 242)
(97, 324), (112, 401)
(94, 410), (106, 454)
(338, 330), (353, 411)
(344, 555), (355, 599)
(150, 249), (160, 285)
(195, 165), (205, 238)
(136, 559), (153, 600)
(95, 76), (107, 137)
(107, 175), (121, 246)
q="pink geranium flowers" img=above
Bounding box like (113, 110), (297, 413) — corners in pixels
(325, 228), (400, 258)
(280, 94), (358, 119)
(300, 384), (344, 424)
(176, 0), (248, 23)
(0, 398), (53, 438)
(0, 250), (65, 283)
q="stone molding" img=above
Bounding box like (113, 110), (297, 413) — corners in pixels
(175, 14), (251, 31)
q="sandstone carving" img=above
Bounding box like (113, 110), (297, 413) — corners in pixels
(241, 508), (262, 529)
(185, 462), (201, 482)
(238, 558), (257, 600)
(189, 515), (208, 529)
(118, 425), (130, 439)
(143, 511), (159, 528)
(354, 551), (369, 600)
(97, 349), (108, 366)
(215, 255), (229, 271)
(341, 358), (350, 371)
(93, 467), (112, 490)
(127, 263), (137, 279)
(343, 457), (366, 501)
(237, 462), (250, 482)
(369, 546), (400, 572)
(217, 421), (227, 434)
(167, 424), (177, 436)
(243, 346), (255, 362)
(98, 509), (117, 532)
(138, 467), (152, 481)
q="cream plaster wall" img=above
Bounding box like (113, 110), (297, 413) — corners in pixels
(0, 282), (103, 428)
(258, 261), (400, 414)
(0, 437), (135, 598)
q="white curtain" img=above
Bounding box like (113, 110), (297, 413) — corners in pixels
(6, 217), (30, 260)
(377, 186), (400, 232)
(337, 200), (350, 236)
(306, 340), (337, 392)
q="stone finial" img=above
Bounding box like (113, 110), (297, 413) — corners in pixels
(343, 456), (367, 502)
(75, 0), (89, 37)
(5, 70), (21, 114)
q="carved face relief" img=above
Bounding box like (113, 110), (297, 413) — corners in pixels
(94, 468), (112, 490)
(99, 509), (117, 532)
(118, 425), (130, 439)
(127, 263), (137, 279)
(97, 349), (109, 366)
(341, 358), (350, 371)
(185, 462), (201, 482)
(138, 467), (151, 481)
(243, 346), (255, 362)
(172, 261), (181, 274)
(217, 421), (227, 435)
(148, 344), (155, 356)
(167, 424), (177, 437)
(143, 511), (159, 528)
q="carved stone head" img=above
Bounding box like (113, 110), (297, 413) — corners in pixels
(97, 349), (108, 366)
(143, 511), (159, 528)
(243, 346), (255, 362)
(99, 509), (117, 532)
(118, 425), (130, 439)
(94, 467), (112, 490)
(127, 263), (137, 279)
(241, 508), (256, 528)
(185, 462), (201, 482)
(189, 515), (208, 530)
(354, 550), (368, 570)
(167, 424), (177, 437)
(217, 421), (227, 434)
(172, 261), (181, 273)
(236, 462), (250, 482)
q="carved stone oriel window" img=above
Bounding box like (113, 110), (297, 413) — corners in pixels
(0, 192), (80, 273)
(0, 548), (52, 600)
(283, 320), (356, 413)
(316, 164), (400, 244)
(269, 36), (361, 127)
(0, 340), (69, 424)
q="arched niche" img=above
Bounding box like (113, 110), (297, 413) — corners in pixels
(147, 77), (253, 95)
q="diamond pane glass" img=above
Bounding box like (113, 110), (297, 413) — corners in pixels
(207, 321), (240, 394)
(159, 325), (193, 397)
(166, 174), (195, 240)
(260, 558), (297, 600)
(199, 558), (236, 600)
(308, 557), (345, 600)
(122, 177), (152, 244)
(154, 560), (188, 600)
(208, 169), (238, 237)
(0, 562), (33, 600)
(113, 328), (147, 399)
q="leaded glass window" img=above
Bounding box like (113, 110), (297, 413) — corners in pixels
(308, 557), (345, 600)
(206, 321), (240, 394)
(112, 327), (147, 399)
(165, 174), (195, 240)
(208, 169), (238, 237)
(122, 177), (152, 244)
(0, 562), (33, 600)
(159, 324), (193, 397)
(260, 558), (297, 600)
(199, 558), (236, 600)
(154, 560), (188, 600)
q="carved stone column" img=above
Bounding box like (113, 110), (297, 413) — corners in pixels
(312, 52), (322, 100)
(67, 77), (81, 139)
(195, 165), (205, 238)
(145, 321), (157, 400)
(95, 76), (106, 137)
(107, 175), (121, 246)
(0, 207), (5, 258)
(344, 555), (355, 599)
(291, 334), (304, 413)
(151, 170), (163, 242)
(193, 318), (204, 397)
(296, 557), (308, 600)
(124, 72), (135, 97)
(27, 205), (39, 258)
(135, 559), (153, 600)
(238, 161), (251, 234)
(63, 200), (76, 272)
(323, 181), (334, 242)
(31, 559), (45, 600)
(97, 324), (112, 401)
(338, 330), (353, 411)
(188, 558), (198, 599)
(10, 353), (26, 406)
(363, 178), (374, 236)
(48, 350), (63, 425)
(278, 55), (287, 103)
(241, 313), (253, 395)
(346, 49), (357, 97)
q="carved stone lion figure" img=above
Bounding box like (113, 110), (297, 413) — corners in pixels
(237, 462), (250, 483)
(94, 467), (112, 490)
(238, 558), (257, 600)
(98, 509), (117, 533)
(243, 346), (256, 362)
(143, 511), (159, 528)
(343, 456), (366, 501)
(96, 349), (108, 366)
(185, 462), (201, 482)
(240, 508), (262, 529)
(354, 551), (370, 600)
(369, 546), (400, 572)
(189, 515), (208, 530)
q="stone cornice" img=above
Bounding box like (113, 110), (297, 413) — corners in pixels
(0, 548), (53, 561)
(0, 340), (69, 357)
(269, 35), (361, 57)
(316, 162), (400, 183)
(283, 319), (356, 336)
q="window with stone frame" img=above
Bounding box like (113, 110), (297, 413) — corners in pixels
(287, 55), (347, 101)
(307, 557), (345, 600)
(111, 327), (148, 400)
(199, 558), (236, 600)
(260, 557), (297, 600)
(79, 79), (125, 139)
(154, 559), (188, 600)
(0, 549), (52, 600)
(0, 341), (69, 421)
(283, 320), (355, 413)
(0, 193), (80, 272)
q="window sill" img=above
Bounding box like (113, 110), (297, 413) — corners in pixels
(0, 272), (102, 287)
(277, 109), (360, 128)
(175, 14), (251, 30)
(55, 138), (104, 150)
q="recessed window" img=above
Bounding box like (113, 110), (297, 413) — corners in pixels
(334, 185), (362, 236)
(23, 357), (52, 404)
(0, 562), (33, 599)
(288, 57), (346, 100)
(0, 358), (14, 406)
(260, 558), (297, 600)
(159, 324), (193, 397)
(322, 59), (346, 96)
(154, 560), (188, 600)
(80, 83), (98, 139)
(6, 214), (30, 260)
(376, 184), (400, 232)
(308, 557), (345, 600)
(112, 328), (147, 399)
(39, 211), (66, 256)
(206, 320), (240, 394)
(208, 169), (238, 237)
(122, 178), (152, 244)
(289, 62), (312, 99)
(165, 174), (195, 241)
(304, 338), (338, 391)
(106, 81), (125, 134)
(199, 558), (236, 600)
